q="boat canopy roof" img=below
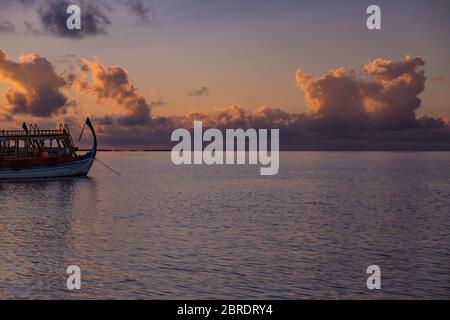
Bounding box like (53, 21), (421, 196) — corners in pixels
(0, 124), (72, 141)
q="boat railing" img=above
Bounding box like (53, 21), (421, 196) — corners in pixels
(0, 129), (68, 138)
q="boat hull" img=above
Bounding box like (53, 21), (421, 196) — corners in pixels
(0, 156), (94, 179)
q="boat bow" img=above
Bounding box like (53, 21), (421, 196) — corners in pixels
(80, 117), (97, 158)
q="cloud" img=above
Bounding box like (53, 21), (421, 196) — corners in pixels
(149, 98), (166, 108)
(363, 55), (426, 130)
(0, 20), (15, 33)
(0, 104), (13, 122)
(14, 0), (35, 5)
(0, 49), (70, 117)
(90, 105), (310, 148)
(77, 56), (449, 150)
(31, 0), (111, 39)
(74, 58), (152, 125)
(0, 51), (448, 150)
(188, 86), (209, 97)
(120, 0), (157, 25)
(296, 68), (370, 131)
(296, 55), (427, 131)
(1, 0), (157, 39)
(429, 76), (446, 84)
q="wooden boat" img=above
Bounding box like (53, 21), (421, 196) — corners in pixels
(0, 118), (97, 179)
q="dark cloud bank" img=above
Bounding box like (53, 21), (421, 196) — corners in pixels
(34, 0), (111, 39)
(87, 55), (450, 151)
(1, 0), (155, 39)
(0, 50), (449, 150)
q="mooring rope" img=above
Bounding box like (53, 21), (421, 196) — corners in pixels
(94, 158), (122, 176)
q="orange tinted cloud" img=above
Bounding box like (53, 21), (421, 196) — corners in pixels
(1, 50), (449, 150)
(296, 67), (369, 130)
(296, 55), (426, 131)
(74, 58), (153, 125)
(0, 49), (70, 117)
(363, 56), (426, 129)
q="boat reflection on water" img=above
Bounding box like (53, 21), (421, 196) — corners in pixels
(0, 176), (99, 299)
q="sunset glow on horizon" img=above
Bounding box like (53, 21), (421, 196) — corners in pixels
(1, 0), (449, 149)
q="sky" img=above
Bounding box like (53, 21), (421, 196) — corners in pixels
(0, 0), (449, 149)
